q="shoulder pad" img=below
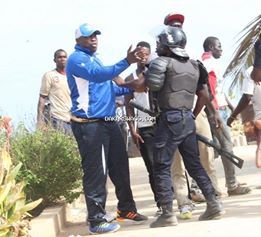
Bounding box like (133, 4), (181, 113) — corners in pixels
(149, 57), (170, 72)
(145, 57), (170, 91)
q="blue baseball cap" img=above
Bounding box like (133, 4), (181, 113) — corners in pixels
(75, 23), (101, 39)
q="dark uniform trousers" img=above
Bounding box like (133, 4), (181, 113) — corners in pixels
(153, 109), (216, 205)
(71, 120), (136, 226)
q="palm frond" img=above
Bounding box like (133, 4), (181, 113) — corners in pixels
(224, 15), (261, 92)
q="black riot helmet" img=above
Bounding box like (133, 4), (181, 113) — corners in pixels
(157, 26), (189, 59)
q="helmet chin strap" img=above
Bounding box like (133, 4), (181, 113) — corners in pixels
(170, 47), (189, 60)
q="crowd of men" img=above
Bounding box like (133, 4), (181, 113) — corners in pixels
(28, 12), (261, 235)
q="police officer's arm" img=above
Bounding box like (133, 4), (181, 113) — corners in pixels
(113, 74), (146, 92)
(193, 85), (208, 118)
(122, 65), (147, 92)
(144, 57), (169, 91)
(193, 61), (210, 117)
(114, 61), (147, 92)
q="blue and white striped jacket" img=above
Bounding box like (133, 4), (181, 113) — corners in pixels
(66, 44), (131, 118)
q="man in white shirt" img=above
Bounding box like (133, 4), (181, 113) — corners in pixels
(202, 36), (251, 195)
(228, 37), (261, 168)
(37, 49), (72, 135)
(125, 41), (160, 212)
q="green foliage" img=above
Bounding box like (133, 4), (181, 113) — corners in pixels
(10, 126), (82, 209)
(0, 147), (42, 237)
(224, 14), (261, 91)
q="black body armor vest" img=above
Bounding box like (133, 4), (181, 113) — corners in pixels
(158, 57), (199, 110)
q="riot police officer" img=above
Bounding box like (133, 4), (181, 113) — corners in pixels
(145, 26), (223, 228)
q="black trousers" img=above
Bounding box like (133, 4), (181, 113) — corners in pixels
(138, 126), (159, 205)
(71, 120), (136, 226)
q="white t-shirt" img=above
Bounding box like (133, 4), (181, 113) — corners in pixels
(202, 55), (228, 107)
(242, 67), (255, 95)
(133, 92), (155, 128)
(40, 70), (71, 122)
(242, 75), (254, 95)
(253, 85), (261, 120)
(241, 68), (261, 120)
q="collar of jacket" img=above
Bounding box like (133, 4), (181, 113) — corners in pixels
(75, 44), (94, 56)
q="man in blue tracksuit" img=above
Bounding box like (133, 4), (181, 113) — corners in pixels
(66, 23), (148, 235)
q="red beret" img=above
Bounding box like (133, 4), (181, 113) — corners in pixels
(164, 13), (185, 26)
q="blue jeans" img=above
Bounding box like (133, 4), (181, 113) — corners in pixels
(153, 110), (215, 205)
(219, 106), (231, 131)
(50, 117), (72, 136)
(71, 120), (136, 226)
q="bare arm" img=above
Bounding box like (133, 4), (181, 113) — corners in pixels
(195, 85), (222, 127)
(225, 94), (234, 112)
(205, 100), (222, 128)
(37, 94), (48, 127)
(113, 70), (146, 92)
(251, 67), (261, 85)
(227, 94), (252, 127)
(125, 94), (135, 132)
(193, 87), (208, 118)
(124, 93), (144, 148)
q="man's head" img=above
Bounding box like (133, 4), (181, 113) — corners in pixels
(156, 26), (188, 59)
(75, 23), (101, 52)
(164, 13), (184, 28)
(203, 36), (222, 59)
(54, 49), (67, 69)
(136, 41), (151, 66)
